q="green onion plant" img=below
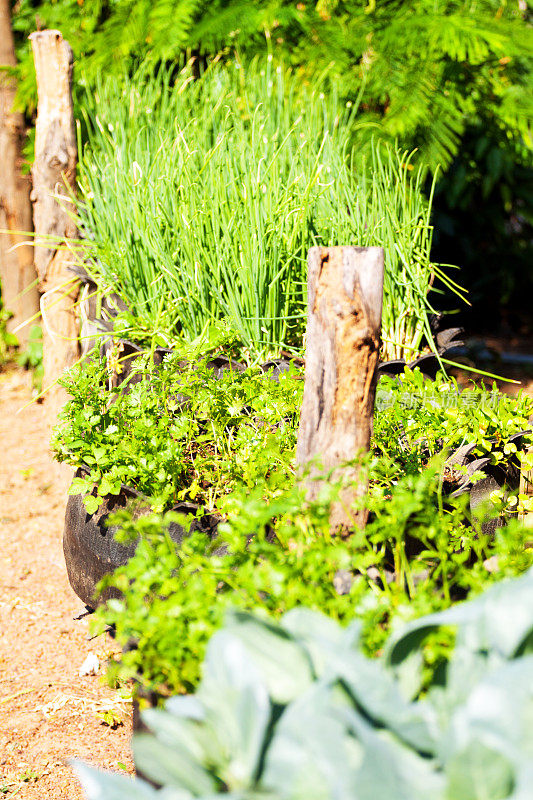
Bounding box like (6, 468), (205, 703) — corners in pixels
(75, 58), (463, 360)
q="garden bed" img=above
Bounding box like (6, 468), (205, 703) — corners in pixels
(57, 332), (531, 609)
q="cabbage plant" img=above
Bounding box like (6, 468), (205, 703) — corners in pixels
(75, 567), (533, 800)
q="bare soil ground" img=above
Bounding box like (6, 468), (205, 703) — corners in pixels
(0, 368), (134, 799)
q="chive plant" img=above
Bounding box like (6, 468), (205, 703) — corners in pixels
(75, 58), (462, 360)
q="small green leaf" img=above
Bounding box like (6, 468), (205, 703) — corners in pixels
(68, 477), (93, 495)
(99, 477), (114, 496)
(84, 494), (102, 514)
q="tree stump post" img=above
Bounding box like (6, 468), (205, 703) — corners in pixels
(30, 29), (79, 418)
(519, 444), (533, 528)
(0, 0), (39, 343)
(296, 246), (384, 530)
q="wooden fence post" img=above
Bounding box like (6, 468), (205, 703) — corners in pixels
(519, 444), (533, 529)
(30, 29), (79, 417)
(296, 246), (384, 531)
(0, 0), (39, 343)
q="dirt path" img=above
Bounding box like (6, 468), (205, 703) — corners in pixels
(0, 369), (134, 799)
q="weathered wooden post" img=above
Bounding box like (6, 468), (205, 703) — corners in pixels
(519, 444), (533, 529)
(296, 246), (384, 530)
(30, 29), (79, 417)
(0, 0), (39, 342)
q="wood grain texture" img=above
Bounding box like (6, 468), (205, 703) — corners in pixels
(30, 30), (80, 419)
(296, 246), (384, 530)
(519, 444), (533, 528)
(0, 0), (39, 342)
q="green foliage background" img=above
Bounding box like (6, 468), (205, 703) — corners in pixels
(7, 0), (533, 317)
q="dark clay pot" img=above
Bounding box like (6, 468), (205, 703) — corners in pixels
(63, 469), (220, 609)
